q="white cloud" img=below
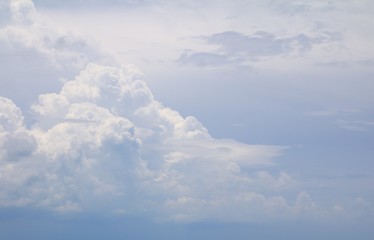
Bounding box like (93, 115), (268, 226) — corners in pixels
(0, 58), (291, 220)
(0, 0), (372, 224)
(25, 62), (290, 218)
(0, 97), (36, 162)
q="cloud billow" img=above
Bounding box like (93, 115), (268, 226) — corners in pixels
(0, 60), (289, 219)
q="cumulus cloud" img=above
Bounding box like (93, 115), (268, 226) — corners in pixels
(1, 62), (289, 219)
(1, 0), (369, 223)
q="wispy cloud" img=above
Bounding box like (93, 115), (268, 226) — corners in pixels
(338, 120), (374, 132)
(305, 108), (374, 131)
(178, 30), (340, 67)
(304, 108), (361, 117)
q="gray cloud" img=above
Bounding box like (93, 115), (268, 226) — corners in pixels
(178, 30), (339, 67)
(207, 31), (292, 57)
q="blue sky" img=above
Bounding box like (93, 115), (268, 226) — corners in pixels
(0, 0), (374, 239)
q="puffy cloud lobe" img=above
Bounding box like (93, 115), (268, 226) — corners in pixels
(10, 0), (38, 25)
(0, 97), (36, 162)
(0, 97), (39, 207)
(0, 97), (24, 132)
(1, 0), (38, 26)
(0, 95), (138, 210)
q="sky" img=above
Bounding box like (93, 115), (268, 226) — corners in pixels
(0, 0), (374, 239)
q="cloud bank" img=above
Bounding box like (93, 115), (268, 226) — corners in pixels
(0, 0), (371, 223)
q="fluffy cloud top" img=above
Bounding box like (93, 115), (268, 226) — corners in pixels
(0, 60), (289, 220)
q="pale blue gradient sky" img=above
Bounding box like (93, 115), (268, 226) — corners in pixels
(1, 0), (374, 239)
